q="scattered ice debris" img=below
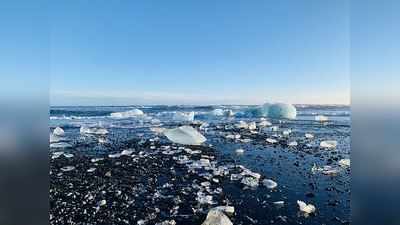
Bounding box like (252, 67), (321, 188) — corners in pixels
(262, 179), (278, 189)
(297, 200), (316, 214)
(172, 111), (194, 122)
(235, 148), (245, 154)
(266, 138), (278, 144)
(315, 115), (329, 122)
(80, 126), (108, 135)
(263, 102), (297, 119)
(110, 109), (144, 118)
(320, 140), (338, 149)
(338, 158), (351, 167)
(288, 141), (298, 147)
(201, 207), (233, 225)
(53, 127), (65, 136)
(164, 126), (206, 145)
(60, 166), (75, 172)
(305, 133), (314, 139)
(248, 122), (257, 130)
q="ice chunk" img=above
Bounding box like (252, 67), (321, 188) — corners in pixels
(53, 127), (65, 136)
(150, 127), (166, 135)
(173, 111), (194, 122)
(110, 109), (144, 118)
(265, 103), (297, 119)
(80, 126), (108, 135)
(315, 115), (329, 122)
(201, 208), (233, 225)
(211, 206), (235, 215)
(305, 133), (314, 139)
(224, 110), (234, 117)
(248, 122), (257, 130)
(50, 142), (72, 148)
(235, 148), (245, 154)
(240, 106), (264, 117)
(338, 158), (350, 167)
(297, 200), (316, 214)
(288, 141), (298, 146)
(320, 140), (337, 149)
(211, 109), (224, 116)
(241, 176), (259, 187)
(164, 126), (206, 145)
(50, 133), (61, 143)
(266, 138), (278, 144)
(61, 166), (75, 172)
(262, 179), (278, 189)
(258, 120), (272, 127)
(235, 121), (248, 129)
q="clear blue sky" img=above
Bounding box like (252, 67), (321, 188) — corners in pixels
(9, 0), (351, 105)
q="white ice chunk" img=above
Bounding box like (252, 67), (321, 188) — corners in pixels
(241, 176), (259, 188)
(305, 133), (314, 139)
(173, 112), (195, 122)
(315, 115), (329, 122)
(164, 126), (206, 145)
(80, 126), (108, 135)
(53, 127), (65, 136)
(266, 138), (278, 144)
(262, 179), (278, 189)
(50, 142), (72, 148)
(235, 121), (248, 129)
(288, 141), (298, 146)
(201, 208), (233, 225)
(50, 133), (61, 143)
(211, 206), (235, 215)
(338, 158), (350, 167)
(258, 120), (272, 127)
(297, 200), (316, 214)
(211, 109), (224, 116)
(320, 140), (337, 149)
(264, 103), (297, 119)
(110, 109), (144, 118)
(235, 148), (245, 154)
(248, 122), (257, 130)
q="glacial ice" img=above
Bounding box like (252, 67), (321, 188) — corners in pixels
(211, 109), (224, 116)
(164, 126), (206, 145)
(172, 112), (194, 122)
(80, 126), (109, 135)
(262, 179), (278, 189)
(320, 140), (337, 149)
(53, 127), (65, 136)
(201, 208), (233, 225)
(110, 109), (144, 118)
(338, 158), (350, 167)
(297, 200), (316, 214)
(264, 103), (297, 119)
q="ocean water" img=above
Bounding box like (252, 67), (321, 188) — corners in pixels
(50, 105), (350, 225)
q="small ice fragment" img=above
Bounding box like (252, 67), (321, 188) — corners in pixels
(98, 199), (107, 207)
(80, 126), (108, 135)
(50, 142), (72, 148)
(273, 201), (285, 206)
(50, 133), (61, 143)
(305, 133), (314, 139)
(120, 149), (134, 156)
(262, 179), (278, 189)
(297, 200), (316, 214)
(258, 120), (272, 127)
(108, 153), (121, 158)
(266, 138), (278, 144)
(288, 141), (298, 146)
(63, 153), (74, 158)
(248, 122), (257, 130)
(87, 168), (96, 173)
(235, 148), (245, 154)
(110, 109), (144, 118)
(201, 208), (233, 225)
(164, 126), (206, 145)
(91, 158), (104, 163)
(241, 176), (259, 188)
(53, 127), (65, 136)
(172, 111), (194, 122)
(282, 129), (291, 136)
(61, 166), (75, 172)
(315, 115), (329, 122)
(211, 109), (224, 116)
(338, 158), (351, 167)
(320, 140), (337, 149)
(268, 126), (279, 132)
(51, 151), (64, 159)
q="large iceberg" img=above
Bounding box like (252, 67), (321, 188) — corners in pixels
(110, 109), (144, 118)
(172, 112), (195, 122)
(164, 126), (206, 145)
(263, 103), (297, 119)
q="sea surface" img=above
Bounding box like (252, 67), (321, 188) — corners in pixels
(50, 105), (350, 225)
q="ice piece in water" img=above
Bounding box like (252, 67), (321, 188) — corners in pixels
(50, 142), (72, 148)
(173, 111), (194, 122)
(150, 127), (166, 135)
(241, 176), (259, 187)
(320, 140), (337, 149)
(110, 109), (144, 118)
(211, 206), (235, 215)
(288, 141), (298, 146)
(240, 106), (264, 117)
(297, 200), (316, 214)
(305, 133), (314, 139)
(264, 103), (297, 119)
(120, 149), (134, 156)
(235, 148), (245, 154)
(50, 133), (61, 143)
(80, 126), (108, 135)
(338, 158), (350, 167)
(53, 127), (65, 136)
(61, 166), (75, 172)
(201, 208), (233, 225)
(258, 120), (272, 127)
(164, 126), (206, 145)
(248, 122), (257, 130)
(235, 121), (248, 129)
(315, 115), (329, 122)
(224, 110), (234, 117)
(211, 109), (224, 116)
(262, 179), (278, 189)
(266, 138), (278, 144)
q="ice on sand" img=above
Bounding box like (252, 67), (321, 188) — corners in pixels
(173, 112), (194, 122)
(53, 127), (65, 136)
(80, 126), (108, 135)
(201, 208), (233, 225)
(297, 200), (316, 214)
(110, 109), (144, 118)
(320, 140), (337, 149)
(164, 126), (206, 145)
